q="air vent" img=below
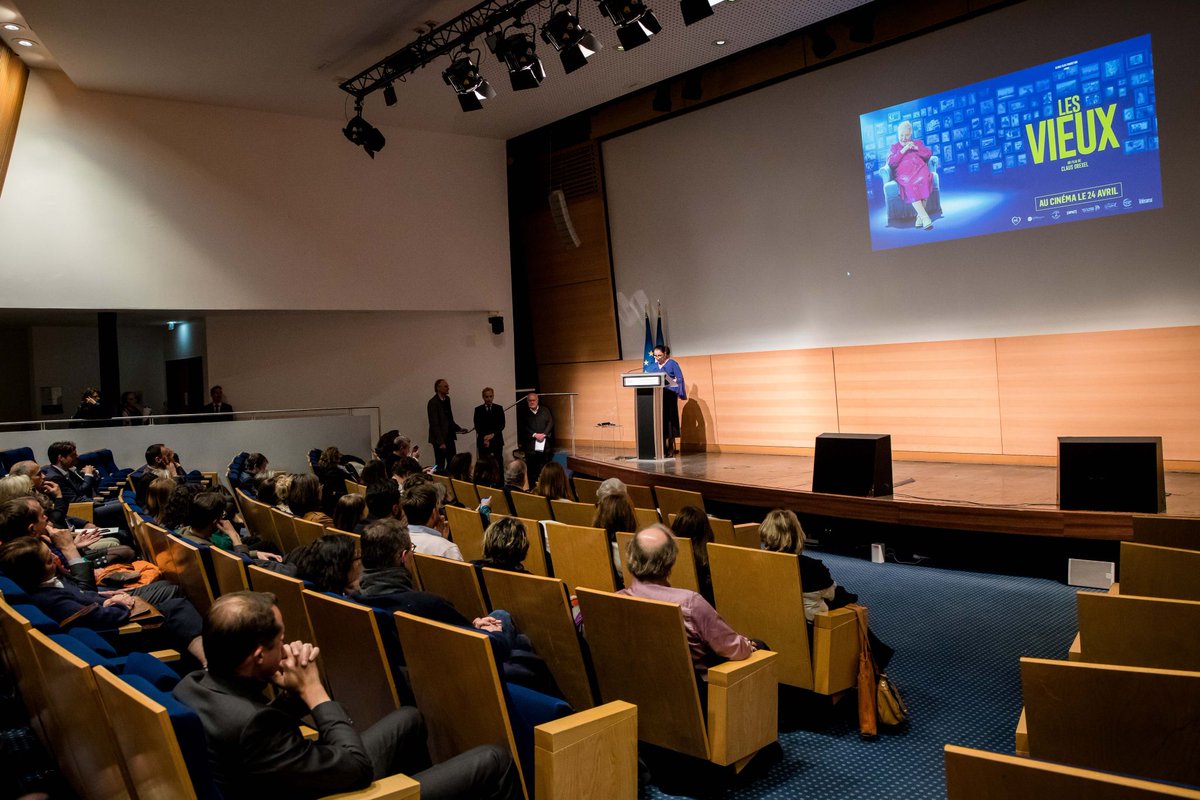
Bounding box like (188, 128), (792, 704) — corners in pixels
(550, 142), (600, 199)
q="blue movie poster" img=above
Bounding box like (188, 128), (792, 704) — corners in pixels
(860, 35), (1162, 250)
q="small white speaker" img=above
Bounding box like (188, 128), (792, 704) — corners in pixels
(870, 543), (885, 564)
(1067, 558), (1115, 589)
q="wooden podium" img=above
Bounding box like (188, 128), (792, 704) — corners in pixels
(621, 372), (671, 461)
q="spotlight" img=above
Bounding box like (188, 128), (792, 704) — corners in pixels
(680, 0), (722, 26)
(343, 103), (386, 158)
(442, 53), (497, 112)
(598, 1), (661, 51)
(682, 72), (702, 101)
(652, 83), (672, 113)
(493, 31), (546, 91)
(383, 83), (397, 106)
(811, 26), (836, 59)
(541, 7), (602, 74)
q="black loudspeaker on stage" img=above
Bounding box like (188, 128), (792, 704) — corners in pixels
(812, 433), (893, 497)
(1058, 436), (1165, 513)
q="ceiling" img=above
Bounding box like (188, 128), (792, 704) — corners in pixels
(2, 0), (870, 140)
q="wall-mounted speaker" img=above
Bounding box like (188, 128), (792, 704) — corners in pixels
(1058, 436), (1165, 513)
(812, 433), (893, 497)
(488, 315), (504, 335)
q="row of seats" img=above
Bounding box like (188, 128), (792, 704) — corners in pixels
(945, 516), (1200, 798)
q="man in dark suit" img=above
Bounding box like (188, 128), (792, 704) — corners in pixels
(173, 591), (520, 800)
(204, 385), (234, 421)
(473, 387), (506, 466)
(43, 440), (124, 529)
(427, 379), (467, 472)
(516, 392), (554, 484)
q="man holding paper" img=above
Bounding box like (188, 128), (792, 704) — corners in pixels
(517, 392), (554, 484)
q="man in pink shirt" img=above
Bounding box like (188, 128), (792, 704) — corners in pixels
(618, 524), (758, 675)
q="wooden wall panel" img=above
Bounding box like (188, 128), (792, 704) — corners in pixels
(530, 279), (621, 364)
(709, 349), (840, 449)
(538, 361), (623, 445)
(996, 327), (1200, 460)
(675, 356), (718, 453)
(833, 338), (1003, 454)
(521, 194), (613, 288)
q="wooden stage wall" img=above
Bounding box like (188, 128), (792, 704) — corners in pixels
(538, 325), (1200, 468)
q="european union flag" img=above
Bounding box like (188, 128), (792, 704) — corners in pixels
(642, 312), (654, 372)
(655, 312), (665, 350)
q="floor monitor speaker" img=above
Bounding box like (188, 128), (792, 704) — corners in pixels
(812, 433), (893, 497)
(1058, 436), (1165, 513)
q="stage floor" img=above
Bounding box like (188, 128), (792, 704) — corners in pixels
(566, 450), (1200, 541)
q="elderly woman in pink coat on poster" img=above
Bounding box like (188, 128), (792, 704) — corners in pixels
(887, 120), (936, 230)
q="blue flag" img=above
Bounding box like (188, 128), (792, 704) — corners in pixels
(642, 312), (654, 372)
(655, 310), (665, 350)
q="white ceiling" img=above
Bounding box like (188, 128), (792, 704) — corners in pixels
(3, 0), (870, 140)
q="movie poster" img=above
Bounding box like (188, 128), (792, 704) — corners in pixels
(860, 35), (1162, 250)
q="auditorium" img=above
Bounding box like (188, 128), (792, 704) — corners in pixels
(1, 0), (1198, 797)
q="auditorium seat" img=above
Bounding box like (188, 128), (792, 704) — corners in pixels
(206, 544), (251, 594)
(614, 531), (701, 594)
(451, 477), (481, 508)
(576, 587), (778, 770)
(345, 478), (367, 496)
(707, 543), (859, 693)
(653, 486), (705, 520)
(247, 565), (315, 649)
(549, 499), (595, 527)
(1119, 541), (1200, 601)
(944, 744), (1200, 799)
(876, 154), (941, 226)
(0, 446), (34, 474)
(1071, 591), (1200, 672)
(542, 523), (617, 594)
(572, 476), (602, 504)
(292, 515), (327, 549)
(410, 553), (489, 619)
(511, 490), (553, 521)
(445, 505), (487, 562)
(480, 567), (596, 711)
(166, 534), (216, 616)
(624, 484), (657, 511)
(269, 507), (302, 553)
(708, 516), (760, 549)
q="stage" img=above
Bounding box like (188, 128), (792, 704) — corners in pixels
(566, 450), (1200, 541)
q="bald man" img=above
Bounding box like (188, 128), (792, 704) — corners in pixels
(619, 524), (757, 675)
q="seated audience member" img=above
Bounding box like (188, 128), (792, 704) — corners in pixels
(378, 433), (421, 475)
(314, 446), (350, 515)
(503, 459), (528, 494)
(272, 473), (295, 513)
(160, 483), (200, 531)
(620, 524), (758, 675)
(670, 506), (716, 605)
(239, 452), (270, 491)
(391, 457), (425, 483)
(473, 456), (503, 491)
(400, 483), (461, 560)
(70, 386), (108, 427)
(44, 440), (124, 528)
(472, 517), (529, 574)
(592, 494), (636, 584)
(120, 390), (151, 425)
(363, 481), (403, 531)
(595, 477), (628, 502)
(447, 452), (473, 483)
(177, 492), (283, 564)
(288, 473), (334, 527)
(332, 493), (367, 533)
(144, 476), (178, 524)
(0, 476), (124, 557)
(173, 591), (520, 800)
(375, 429), (399, 462)
(358, 459), (387, 487)
(8, 461), (70, 527)
(0, 533), (206, 665)
(132, 443), (199, 505)
(254, 474), (279, 507)
(759, 509), (892, 668)
(532, 461), (571, 501)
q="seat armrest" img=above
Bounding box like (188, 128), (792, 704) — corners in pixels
(707, 650), (779, 766)
(1067, 632), (1082, 661)
(321, 773), (421, 799)
(813, 608), (859, 694)
(1015, 707), (1029, 756)
(535, 701), (638, 800)
(813, 607), (856, 629)
(148, 649), (180, 662)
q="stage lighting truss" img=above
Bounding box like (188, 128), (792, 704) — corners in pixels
(489, 23), (547, 91)
(598, 0), (661, 50)
(540, 5), (602, 74)
(442, 49), (498, 111)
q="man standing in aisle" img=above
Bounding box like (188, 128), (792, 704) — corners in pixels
(473, 387), (506, 466)
(516, 392), (554, 485)
(427, 379), (467, 472)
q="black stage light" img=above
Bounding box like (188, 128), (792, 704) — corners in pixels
(495, 32), (546, 91)
(382, 83), (397, 106)
(598, 1), (661, 51)
(848, 9), (876, 44)
(652, 83), (672, 112)
(343, 107), (386, 158)
(811, 26), (836, 59)
(442, 53), (497, 112)
(682, 71), (702, 101)
(541, 8), (602, 74)
(679, 0), (715, 25)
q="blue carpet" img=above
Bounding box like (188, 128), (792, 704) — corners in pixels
(643, 553), (1083, 799)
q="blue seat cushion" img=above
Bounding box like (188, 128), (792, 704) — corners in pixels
(120, 674), (220, 799)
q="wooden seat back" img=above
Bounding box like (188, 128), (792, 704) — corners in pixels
(1120, 542), (1200, 601)
(326, 527), (361, 547)
(654, 486), (705, 519)
(207, 545), (250, 594)
(944, 744), (1200, 800)
(141, 521), (177, 577)
(237, 492), (279, 551)
(431, 473), (453, 500)
(410, 553), (488, 619)
(543, 523), (616, 594)
(29, 629), (132, 799)
(247, 565), (314, 645)
(625, 484), (656, 510)
(632, 507), (660, 528)
(481, 568), (594, 710)
(166, 534), (216, 616)
(345, 479), (366, 496)
(512, 490), (553, 521)
(292, 515), (327, 549)
(572, 476), (602, 504)
(614, 531), (701, 594)
(550, 499), (597, 527)
(0, 600), (58, 774)
(445, 505), (487, 562)
(1021, 657), (1200, 786)
(302, 590), (400, 729)
(1076, 592), (1200, 672)
(393, 611), (528, 797)
(488, 490), (515, 517)
(707, 517), (760, 549)
(93, 665), (199, 800)
(1132, 515), (1200, 552)
(67, 501), (94, 524)
(707, 543), (858, 693)
(450, 478), (481, 508)
(269, 507), (301, 554)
